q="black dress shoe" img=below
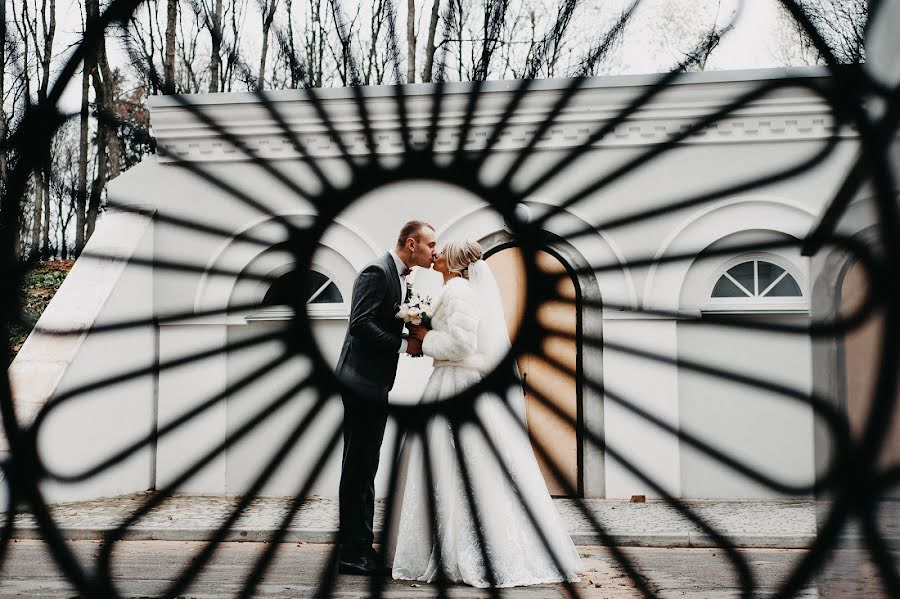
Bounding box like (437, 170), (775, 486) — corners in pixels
(337, 554), (378, 576)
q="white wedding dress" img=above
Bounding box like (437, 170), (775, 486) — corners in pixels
(391, 264), (581, 588)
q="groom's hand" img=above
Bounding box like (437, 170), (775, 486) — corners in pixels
(406, 337), (423, 356)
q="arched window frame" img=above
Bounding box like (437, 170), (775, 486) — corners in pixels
(704, 253), (808, 314)
(247, 262), (350, 321)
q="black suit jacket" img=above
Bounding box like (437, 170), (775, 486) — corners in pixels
(335, 253), (405, 402)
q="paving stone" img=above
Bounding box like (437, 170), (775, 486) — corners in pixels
(3, 493), (861, 549)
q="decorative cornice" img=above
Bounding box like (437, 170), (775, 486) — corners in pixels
(150, 70), (856, 163)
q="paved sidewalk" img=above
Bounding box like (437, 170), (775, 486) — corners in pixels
(5, 494), (829, 548)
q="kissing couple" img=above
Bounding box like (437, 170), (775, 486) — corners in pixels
(335, 220), (581, 588)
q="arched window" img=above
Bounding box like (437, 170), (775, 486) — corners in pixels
(248, 268), (347, 321)
(263, 270), (344, 306)
(706, 258), (806, 313)
(712, 260), (802, 298)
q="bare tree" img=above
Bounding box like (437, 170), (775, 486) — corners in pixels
(164, 0), (178, 91)
(50, 123), (78, 258)
(208, 0), (223, 90)
(327, 0), (361, 85)
(224, 0), (249, 90)
(420, 0), (441, 82)
(523, 0), (579, 78)
(122, 0), (166, 94)
(359, 0), (393, 84)
(258, 0), (279, 89)
(640, 0), (729, 72)
(406, 0), (416, 82)
(178, 4), (207, 92)
(14, 0), (56, 259)
(776, 0), (867, 65)
(304, 0), (327, 86)
(75, 56), (88, 254)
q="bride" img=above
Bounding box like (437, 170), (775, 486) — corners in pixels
(391, 240), (581, 588)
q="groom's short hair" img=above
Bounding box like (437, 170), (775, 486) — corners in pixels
(397, 220), (434, 247)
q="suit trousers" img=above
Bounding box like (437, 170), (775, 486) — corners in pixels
(338, 394), (389, 556)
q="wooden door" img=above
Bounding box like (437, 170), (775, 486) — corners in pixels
(841, 261), (900, 470)
(486, 248), (579, 496)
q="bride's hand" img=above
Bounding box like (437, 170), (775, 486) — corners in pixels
(407, 324), (429, 342)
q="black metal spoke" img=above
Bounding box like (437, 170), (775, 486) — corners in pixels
(530, 78), (830, 227)
(367, 425), (405, 599)
(521, 383), (756, 598)
(237, 422), (344, 599)
(77, 251), (280, 283)
(105, 201), (283, 249)
(468, 413), (582, 598)
(95, 374), (320, 579)
(166, 394), (340, 599)
(530, 344), (848, 495)
(35, 299), (274, 338)
(448, 418), (501, 596)
(418, 423), (451, 599)
(48, 351), (287, 483)
(32, 328), (282, 431)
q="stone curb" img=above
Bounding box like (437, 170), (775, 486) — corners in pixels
(10, 526), (849, 549)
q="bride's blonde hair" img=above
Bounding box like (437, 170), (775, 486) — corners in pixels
(443, 240), (483, 280)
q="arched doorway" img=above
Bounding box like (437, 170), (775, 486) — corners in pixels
(485, 246), (583, 497)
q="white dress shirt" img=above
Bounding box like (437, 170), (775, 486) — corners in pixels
(389, 250), (410, 354)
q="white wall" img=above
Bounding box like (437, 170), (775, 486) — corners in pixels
(603, 318), (682, 498)
(677, 316), (815, 497)
(10, 69), (862, 504)
(11, 212), (157, 505)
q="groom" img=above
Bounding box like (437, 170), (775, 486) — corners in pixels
(334, 220), (437, 575)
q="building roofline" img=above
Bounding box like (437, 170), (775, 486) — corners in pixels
(148, 66), (833, 109)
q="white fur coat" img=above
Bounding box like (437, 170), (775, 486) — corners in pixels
(421, 277), (482, 369)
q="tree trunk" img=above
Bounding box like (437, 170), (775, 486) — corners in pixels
(209, 0), (223, 92)
(37, 0), (56, 259)
(88, 8), (110, 243)
(406, 0), (415, 83)
(75, 58), (89, 255)
(259, 0), (278, 90)
(31, 176), (43, 260)
(90, 0), (119, 180)
(164, 0), (178, 92)
(41, 169), (50, 259)
(86, 144), (107, 241)
(420, 0), (441, 82)
(422, 0), (442, 83)
(39, 0), (56, 104)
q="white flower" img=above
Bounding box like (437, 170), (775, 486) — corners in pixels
(396, 286), (434, 324)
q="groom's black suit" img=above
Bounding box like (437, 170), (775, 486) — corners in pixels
(335, 252), (405, 558)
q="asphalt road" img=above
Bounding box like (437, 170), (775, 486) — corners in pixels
(0, 540), (892, 598)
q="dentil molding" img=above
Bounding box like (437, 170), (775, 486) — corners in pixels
(150, 69), (856, 163)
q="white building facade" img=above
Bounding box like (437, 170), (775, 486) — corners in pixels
(6, 67), (887, 509)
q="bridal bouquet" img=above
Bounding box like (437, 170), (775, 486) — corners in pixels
(396, 287), (434, 328)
